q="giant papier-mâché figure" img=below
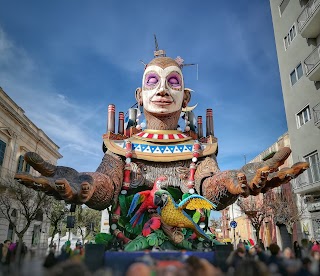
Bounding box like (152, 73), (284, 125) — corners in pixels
(15, 45), (309, 250)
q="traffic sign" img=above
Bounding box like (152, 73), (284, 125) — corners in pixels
(230, 220), (237, 229)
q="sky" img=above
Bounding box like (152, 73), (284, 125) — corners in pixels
(0, 0), (287, 175)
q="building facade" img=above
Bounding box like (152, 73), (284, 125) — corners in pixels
(269, 0), (320, 240)
(222, 133), (303, 249)
(0, 87), (62, 253)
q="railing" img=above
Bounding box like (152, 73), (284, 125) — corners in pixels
(304, 44), (320, 76)
(297, 0), (320, 32)
(292, 161), (320, 191)
(313, 103), (320, 128)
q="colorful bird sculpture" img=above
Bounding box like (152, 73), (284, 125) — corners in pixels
(127, 176), (167, 227)
(154, 189), (216, 240)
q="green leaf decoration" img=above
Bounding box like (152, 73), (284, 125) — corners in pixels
(182, 193), (191, 200)
(125, 223), (143, 236)
(192, 211), (201, 223)
(147, 233), (159, 246)
(166, 187), (183, 201)
(184, 229), (193, 239)
(124, 235), (149, 252)
(117, 217), (128, 228)
(176, 239), (193, 250)
(160, 241), (179, 251)
(95, 233), (113, 245)
(126, 194), (134, 206)
(154, 229), (168, 241)
(119, 195), (128, 215)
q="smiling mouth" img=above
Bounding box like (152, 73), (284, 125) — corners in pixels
(151, 99), (173, 106)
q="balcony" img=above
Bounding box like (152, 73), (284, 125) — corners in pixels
(297, 0), (320, 38)
(313, 103), (320, 128)
(304, 44), (320, 81)
(307, 201), (320, 212)
(293, 161), (320, 195)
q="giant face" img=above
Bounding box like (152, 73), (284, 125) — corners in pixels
(141, 58), (184, 115)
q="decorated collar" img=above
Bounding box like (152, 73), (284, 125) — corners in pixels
(103, 135), (217, 162)
(133, 129), (192, 143)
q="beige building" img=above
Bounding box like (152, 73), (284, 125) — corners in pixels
(225, 133), (303, 249)
(0, 87), (62, 252)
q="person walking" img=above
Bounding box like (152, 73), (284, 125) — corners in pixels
(0, 240), (12, 273)
(293, 240), (302, 259)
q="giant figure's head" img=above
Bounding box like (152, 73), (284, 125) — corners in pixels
(136, 57), (191, 116)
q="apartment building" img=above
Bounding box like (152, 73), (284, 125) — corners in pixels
(0, 87), (62, 252)
(269, 0), (320, 240)
(222, 133), (302, 249)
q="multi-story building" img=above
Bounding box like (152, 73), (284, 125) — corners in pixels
(269, 0), (320, 240)
(222, 133), (303, 249)
(0, 87), (62, 253)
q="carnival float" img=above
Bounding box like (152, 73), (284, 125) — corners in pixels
(15, 40), (309, 254)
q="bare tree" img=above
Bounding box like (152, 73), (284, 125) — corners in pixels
(0, 173), (48, 262)
(237, 194), (271, 241)
(265, 184), (306, 248)
(74, 205), (101, 243)
(45, 199), (69, 247)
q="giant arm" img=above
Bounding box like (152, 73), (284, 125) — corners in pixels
(15, 150), (124, 210)
(15, 145), (308, 211)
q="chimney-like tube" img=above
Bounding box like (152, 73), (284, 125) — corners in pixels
(197, 116), (203, 138)
(118, 112), (124, 135)
(107, 104), (115, 133)
(206, 108), (214, 137)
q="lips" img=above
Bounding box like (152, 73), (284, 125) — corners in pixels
(151, 99), (173, 106)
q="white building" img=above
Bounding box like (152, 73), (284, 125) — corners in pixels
(269, 0), (320, 239)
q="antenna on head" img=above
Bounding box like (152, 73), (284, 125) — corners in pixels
(176, 57), (199, 80)
(154, 34), (159, 52)
(153, 34), (166, 58)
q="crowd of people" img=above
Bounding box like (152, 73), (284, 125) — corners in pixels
(2, 237), (320, 275)
(43, 237), (320, 276)
(0, 239), (28, 272)
(43, 240), (85, 269)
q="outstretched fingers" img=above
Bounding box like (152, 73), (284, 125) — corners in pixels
(15, 173), (61, 198)
(249, 166), (270, 195)
(55, 178), (76, 201)
(24, 152), (57, 177)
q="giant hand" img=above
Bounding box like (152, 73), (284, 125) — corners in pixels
(14, 151), (124, 210)
(195, 147), (309, 210)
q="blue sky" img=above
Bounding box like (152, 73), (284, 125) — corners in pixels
(0, 0), (286, 175)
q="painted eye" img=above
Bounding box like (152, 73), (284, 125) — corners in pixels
(167, 75), (181, 87)
(146, 74), (159, 86)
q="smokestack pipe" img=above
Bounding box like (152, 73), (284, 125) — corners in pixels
(206, 108), (214, 136)
(118, 112), (124, 135)
(197, 116), (203, 138)
(107, 104), (115, 133)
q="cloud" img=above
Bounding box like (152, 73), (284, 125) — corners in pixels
(0, 27), (104, 172)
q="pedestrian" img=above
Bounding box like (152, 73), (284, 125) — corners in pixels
(259, 239), (265, 251)
(311, 240), (320, 254)
(0, 240), (12, 273)
(266, 243), (287, 276)
(43, 248), (57, 269)
(293, 240), (302, 259)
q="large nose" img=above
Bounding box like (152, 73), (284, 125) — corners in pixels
(156, 79), (169, 96)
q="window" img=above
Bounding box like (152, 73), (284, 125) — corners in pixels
(284, 24), (297, 50)
(290, 63), (303, 85)
(0, 140), (6, 166)
(16, 155), (31, 173)
(297, 106), (311, 128)
(305, 152), (320, 183)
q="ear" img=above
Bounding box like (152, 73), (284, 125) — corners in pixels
(135, 88), (143, 106)
(182, 88), (192, 108)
